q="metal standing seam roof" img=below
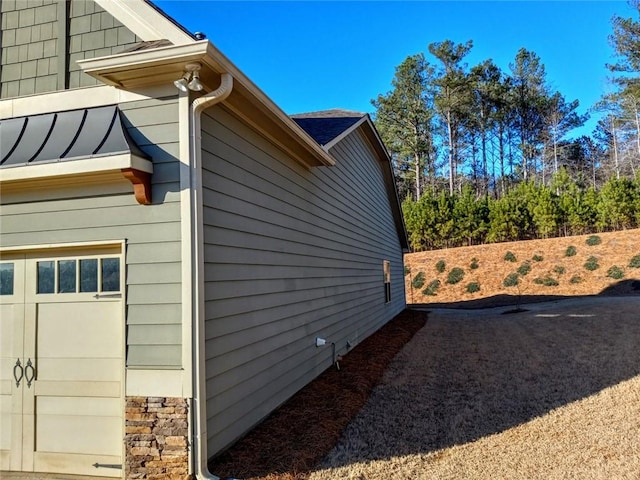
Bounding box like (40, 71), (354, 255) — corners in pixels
(0, 105), (149, 169)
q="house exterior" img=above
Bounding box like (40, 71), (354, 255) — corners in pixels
(0, 1), (408, 479)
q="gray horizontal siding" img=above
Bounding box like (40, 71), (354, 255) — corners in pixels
(0, 97), (183, 369)
(201, 107), (405, 457)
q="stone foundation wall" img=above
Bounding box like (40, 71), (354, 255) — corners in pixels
(125, 396), (190, 480)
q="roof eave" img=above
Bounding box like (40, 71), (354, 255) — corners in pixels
(77, 41), (335, 168)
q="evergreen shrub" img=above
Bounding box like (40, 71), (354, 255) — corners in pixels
(503, 273), (519, 287)
(435, 260), (446, 273)
(570, 275), (583, 284)
(466, 282), (481, 293)
(565, 245), (577, 257)
(447, 267), (465, 285)
(404, 265), (411, 276)
(534, 276), (559, 286)
(532, 253), (544, 262)
(586, 235), (602, 246)
(423, 279), (441, 296)
(607, 266), (625, 279)
(629, 254), (640, 268)
(411, 272), (425, 289)
(517, 262), (531, 276)
(584, 256), (599, 271)
(504, 251), (517, 262)
(553, 265), (566, 275)
(470, 257), (479, 270)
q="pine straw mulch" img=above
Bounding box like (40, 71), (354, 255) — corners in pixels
(208, 309), (427, 480)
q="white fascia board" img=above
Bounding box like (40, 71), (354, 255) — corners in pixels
(94, 0), (195, 45)
(79, 41), (335, 167)
(78, 42), (209, 75)
(0, 154), (152, 183)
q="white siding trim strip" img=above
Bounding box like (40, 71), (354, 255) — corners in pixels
(125, 369), (186, 397)
(178, 90), (194, 398)
(0, 154), (152, 182)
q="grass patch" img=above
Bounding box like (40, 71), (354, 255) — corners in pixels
(607, 265), (625, 279)
(446, 267), (465, 285)
(423, 279), (441, 296)
(517, 262), (531, 276)
(466, 282), (480, 293)
(586, 235), (602, 246)
(435, 260), (446, 273)
(565, 245), (577, 257)
(504, 251), (517, 262)
(470, 257), (479, 270)
(584, 256), (600, 271)
(629, 254), (640, 268)
(411, 271), (425, 289)
(503, 273), (520, 287)
(532, 253), (544, 262)
(534, 275), (559, 287)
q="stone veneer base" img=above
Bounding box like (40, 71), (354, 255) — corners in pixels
(125, 397), (190, 480)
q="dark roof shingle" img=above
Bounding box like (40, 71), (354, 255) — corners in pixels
(291, 109), (366, 146)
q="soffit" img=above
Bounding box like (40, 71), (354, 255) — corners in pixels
(77, 41), (335, 168)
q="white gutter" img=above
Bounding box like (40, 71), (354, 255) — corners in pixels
(189, 73), (236, 480)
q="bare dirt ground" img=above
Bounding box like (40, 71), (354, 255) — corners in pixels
(404, 229), (640, 308)
(309, 297), (640, 480)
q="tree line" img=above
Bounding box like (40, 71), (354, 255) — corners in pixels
(373, 41), (593, 201)
(372, 1), (640, 250)
(403, 170), (640, 251)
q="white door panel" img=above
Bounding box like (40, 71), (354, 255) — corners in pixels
(0, 251), (124, 477)
(0, 259), (25, 471)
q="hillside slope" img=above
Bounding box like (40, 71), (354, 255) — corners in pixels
(404, 229), (640, 306)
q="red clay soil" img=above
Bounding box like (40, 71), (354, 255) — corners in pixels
(208, 310), (427, 480)
(405, 228), (640, 309)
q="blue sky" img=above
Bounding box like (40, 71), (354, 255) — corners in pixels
(155, 1), (636, 138)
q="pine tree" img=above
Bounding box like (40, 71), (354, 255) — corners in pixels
(429, 40), (474, 194)
(373, 54), (437, 200)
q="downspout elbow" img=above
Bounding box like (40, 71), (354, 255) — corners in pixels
(193, 73), (234, 114)
(190, 72), (237, 480)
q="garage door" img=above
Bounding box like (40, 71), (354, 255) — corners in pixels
(0, 248), (124, 477)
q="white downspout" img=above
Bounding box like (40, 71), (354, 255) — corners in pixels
(189, 73), (234, 480)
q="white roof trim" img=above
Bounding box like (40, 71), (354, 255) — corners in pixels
(79, 41), (336, 168)
(322, 116), (370, 152)
(94, 0), (195, 45)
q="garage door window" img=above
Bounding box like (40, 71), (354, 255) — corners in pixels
(0, 263), (14, 295)
(37, 261), (55, 294)
(36, 257), (120, 295)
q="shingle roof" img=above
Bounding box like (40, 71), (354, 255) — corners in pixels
(291, 109), (366, 146)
